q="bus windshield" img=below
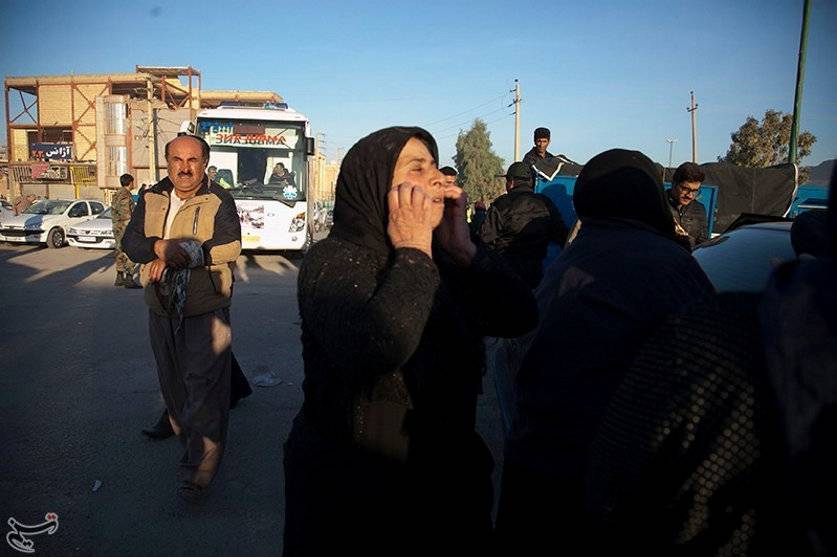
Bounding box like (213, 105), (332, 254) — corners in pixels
(200, 119), (307, 202)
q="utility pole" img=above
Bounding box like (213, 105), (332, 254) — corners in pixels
(146, 79), (157, 183)
(665, 138), (678, 181)
(687, 91), (698, 163)
(511, 79), (521, 161)
(686, 91), (697, 163)
(789, 0), (811, 165)
(315, 132), (326, 198)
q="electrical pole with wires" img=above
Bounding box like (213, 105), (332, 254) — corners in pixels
(687, 91), (699, 163)
(511, 79), (521, 161)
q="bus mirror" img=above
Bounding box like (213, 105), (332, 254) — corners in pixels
(306, 137), (316, 156)
(179, 121), (196, 136)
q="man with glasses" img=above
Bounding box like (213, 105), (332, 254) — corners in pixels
(668, 162), (708, 248)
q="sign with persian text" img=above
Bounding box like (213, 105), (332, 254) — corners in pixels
(30, 143), (73, 161)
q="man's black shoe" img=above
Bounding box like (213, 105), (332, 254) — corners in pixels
(142, 410), (174, 440)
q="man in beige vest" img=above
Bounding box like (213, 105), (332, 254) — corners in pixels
(123, 135), (241, 503)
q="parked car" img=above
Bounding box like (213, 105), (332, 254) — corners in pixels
(0, 199), (14, 225)
(692, 221), (796, 293)
(67, 207), (116, 249)
(0, 199), (106, 248)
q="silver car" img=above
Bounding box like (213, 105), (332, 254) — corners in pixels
(67, 207), (117, 249)
(0, 199), (107, 248)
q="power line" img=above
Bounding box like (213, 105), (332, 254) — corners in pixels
(434, 113), (513, 141)
(423, 93), (509, 128)
(430, 105), (510, 135)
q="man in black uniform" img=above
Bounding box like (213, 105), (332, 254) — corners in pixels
(479, 162), (568, 288)
(522, 127), (578, 168)
(522, 127), (554, 167)
(668, 162), (708, 248)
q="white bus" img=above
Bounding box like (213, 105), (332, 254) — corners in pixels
(196, 104), (317, 251)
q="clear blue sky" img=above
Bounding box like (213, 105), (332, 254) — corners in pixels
(2, 0), (835, 168)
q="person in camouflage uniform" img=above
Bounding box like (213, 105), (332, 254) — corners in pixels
(112, 173), (141, 288)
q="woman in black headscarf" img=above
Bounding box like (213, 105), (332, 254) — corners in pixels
(580, 169), (836, 555)
(282, 127), (537, 556)
(495, 149), (714, 554)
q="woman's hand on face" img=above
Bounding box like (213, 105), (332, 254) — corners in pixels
(387, 182), (434, 258)
(434, 185), (477, 267)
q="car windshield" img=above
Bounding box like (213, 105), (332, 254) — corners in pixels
(693, 226), (796, 292)
(23, 200), (72, 215)
(200, 119), (307, 202)
(99, 208), (112, 219)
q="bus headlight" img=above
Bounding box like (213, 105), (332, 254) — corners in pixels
(289, 212), (306, 233)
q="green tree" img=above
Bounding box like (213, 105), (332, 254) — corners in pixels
(453, 119), (505, 204)
(721, 109), (816, 181)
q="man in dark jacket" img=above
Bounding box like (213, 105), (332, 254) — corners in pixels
(668, 161), (708, 247)
(123, 135), (242, 503)
(522, 127), (579, 168)
(522, 127), (554, 167)
(479, 162), (568, 288)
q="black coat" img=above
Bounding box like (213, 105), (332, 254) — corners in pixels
(671, 197), (709, 247)
(522, 146), (554, 167)
(497, 217), (714, 553)
(479, 184), (568, 288)
(283, 126), (538, 556)
(284, 239), (536, 556)
(586, 292), (785, 555)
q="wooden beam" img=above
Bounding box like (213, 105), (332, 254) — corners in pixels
(71, 77), (77, 161)
(36, 80), (42, 142)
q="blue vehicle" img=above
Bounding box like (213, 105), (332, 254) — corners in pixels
(787, 184), (829, 218)
(533, 172), (719, 268)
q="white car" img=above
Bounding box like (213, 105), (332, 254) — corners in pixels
(0, 199), (13, 225)
(67, 207), (117, 249)
(0, 199), (107, 248)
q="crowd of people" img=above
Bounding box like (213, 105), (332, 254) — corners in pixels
(116, 126), (833, 556)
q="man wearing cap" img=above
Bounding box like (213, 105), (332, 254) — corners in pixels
(439, 166), (458, 188)
(479, 162), (568, 288)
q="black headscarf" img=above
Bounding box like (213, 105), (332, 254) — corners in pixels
(573, 148), (675, 237)
(329, 126), (439, 255)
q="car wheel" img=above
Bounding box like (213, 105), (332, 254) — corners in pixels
(47, 227), (65, 248)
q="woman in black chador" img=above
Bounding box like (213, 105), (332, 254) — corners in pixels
(497, 149), (715, 554)
(282, 127), (537, 556)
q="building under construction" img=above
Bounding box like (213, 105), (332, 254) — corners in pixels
(4, 65), (282, 199)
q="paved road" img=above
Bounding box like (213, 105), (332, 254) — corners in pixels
(0, 243), (506, 556)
